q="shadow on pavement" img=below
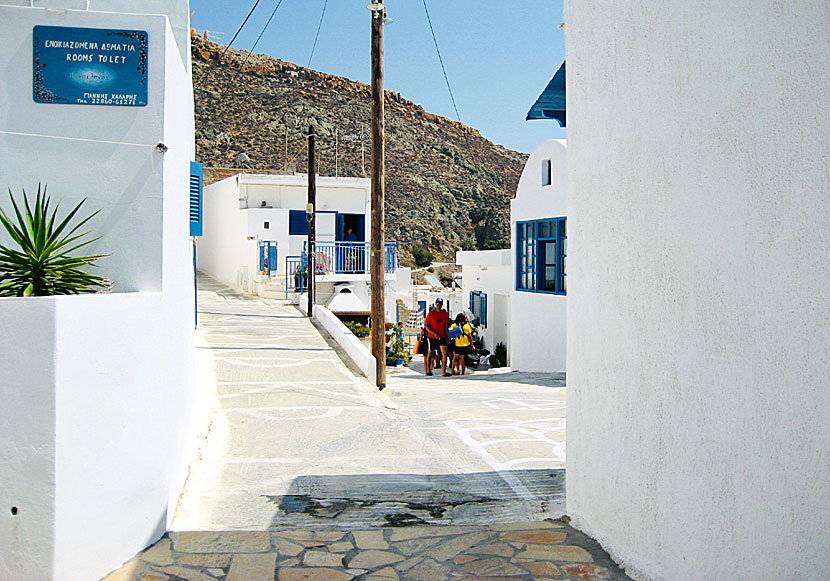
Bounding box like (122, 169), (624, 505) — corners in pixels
(264, 469), (565, 530)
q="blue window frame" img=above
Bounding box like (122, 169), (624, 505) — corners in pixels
(289, 210), (308, 235)
(516, 217), (566, 295)
(470, 290), (487, 328)
(259, 241), (278, 275)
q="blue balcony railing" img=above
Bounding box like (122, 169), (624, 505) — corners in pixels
(302, 241), (397, 275)
(286, 242), (398, 298)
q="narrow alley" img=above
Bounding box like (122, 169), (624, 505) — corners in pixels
(104, 275), (627, 580)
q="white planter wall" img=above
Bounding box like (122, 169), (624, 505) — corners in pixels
(565, 2), (830, 579)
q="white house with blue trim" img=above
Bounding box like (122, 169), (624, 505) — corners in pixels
(458, 139), (567, 372)
(196, 171), (400, 322)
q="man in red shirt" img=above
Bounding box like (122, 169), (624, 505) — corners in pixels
(424, 297), (450, 376)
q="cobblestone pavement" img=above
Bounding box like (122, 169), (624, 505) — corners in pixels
(104, 518), (629, 580)
(101, 276), (628, 580)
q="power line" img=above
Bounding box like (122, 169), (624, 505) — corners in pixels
(307, 0), (329, 69)
(226, 0), (262, 51)
(421, 0), (462, 124)
(194, 0), (261, 86)
(239, 0), (286, 70)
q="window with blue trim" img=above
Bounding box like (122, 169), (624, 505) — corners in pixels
(516, 217), (566, 294)
(470, 290), (487, 328)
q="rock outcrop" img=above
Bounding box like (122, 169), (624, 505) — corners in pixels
(192, 37), (525, 262)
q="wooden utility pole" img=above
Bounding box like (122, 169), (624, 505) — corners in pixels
(307, 124), (316, 316)
(369, 2), (386, 390)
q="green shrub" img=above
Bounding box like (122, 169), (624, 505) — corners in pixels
(412, 246), (435, 267)
(0, 185), (109, 296)
(483, 239), (510, 250)
(460, 239), (476, 251)
(344, 321), (370, 336)
(490, 341), (508, 368)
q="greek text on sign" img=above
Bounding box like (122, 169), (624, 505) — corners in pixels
(33, 25), (148, 107)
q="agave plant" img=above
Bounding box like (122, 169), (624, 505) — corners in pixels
(0, 185), (110, 296)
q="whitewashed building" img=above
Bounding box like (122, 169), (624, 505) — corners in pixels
(457, 139), (567, 372)
(565, 2), (830, 579)
(455, 249), (511, 355)
(0, 2), (197, 580)
(197, 172), (399, 322)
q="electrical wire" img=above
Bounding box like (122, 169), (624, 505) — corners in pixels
(194, 0), (261, 85)
(239, 0), (286, 70)
(307, 0), (329, 69)
(421, 0), (462, 124)
(225, 0), (263, 52)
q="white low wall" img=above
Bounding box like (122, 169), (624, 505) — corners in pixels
(313, 304), (377, 386)
(298, 295), (377, 385)
(1, 293), (194, 581)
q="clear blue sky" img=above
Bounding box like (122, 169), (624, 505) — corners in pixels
(190, 0), (565, 154)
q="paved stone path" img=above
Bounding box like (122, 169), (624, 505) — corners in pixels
(104, 518), (629, 580)
(101, 275), (628, 580)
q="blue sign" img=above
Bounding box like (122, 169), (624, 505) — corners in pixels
(33, 25), (148, 107)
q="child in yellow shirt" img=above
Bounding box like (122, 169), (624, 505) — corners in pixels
(448, 313), (474, 375)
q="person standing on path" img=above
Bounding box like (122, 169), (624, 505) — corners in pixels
(448, 312), (475, 375)
(425, 298), (450, 376)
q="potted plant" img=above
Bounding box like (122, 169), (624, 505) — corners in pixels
(0, 185), (110, 295)
(293, 264), (308, 291)
(385, 322), (410, 366)
(344, 321), (370, 338)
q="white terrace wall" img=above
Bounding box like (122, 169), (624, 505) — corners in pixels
(565, 2), (830, 579)
(511, 139), (567, 372)
(0, 4), (195, 580)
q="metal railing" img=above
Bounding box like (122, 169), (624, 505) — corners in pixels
(285, 255), (307, 298)
(302, 241), (397, 275)
(287, 242), (398, 299)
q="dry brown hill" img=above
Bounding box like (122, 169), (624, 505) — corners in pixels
(192, 36), (526, 263)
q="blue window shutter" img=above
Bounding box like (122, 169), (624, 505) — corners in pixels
(470, 291), (474, 312)
(189, 161), (203, 236)
(268, 243), (278, 275)
(289, 210), (308, 235)
(481, 293), (488, 328)
(259, 243), (266, 272)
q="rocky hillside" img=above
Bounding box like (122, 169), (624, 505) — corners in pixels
(192, 37), (526, 262)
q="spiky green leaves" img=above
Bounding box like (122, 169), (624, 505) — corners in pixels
(0, 185), (110, 296)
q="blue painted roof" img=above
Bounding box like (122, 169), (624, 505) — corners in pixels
(526, 61), (566, 127)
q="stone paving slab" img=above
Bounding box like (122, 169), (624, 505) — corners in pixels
(102, 518), (630, 580)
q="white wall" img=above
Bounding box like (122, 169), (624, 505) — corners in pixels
(457, 249), (512, 355)
(0, 0), (191, 73)
(53, 293), (170, 581)
(0, 4), (195, 580)
(0, 299), (57, 580)
(197, 175), (257, 291)
(565, 2), (830, 579)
